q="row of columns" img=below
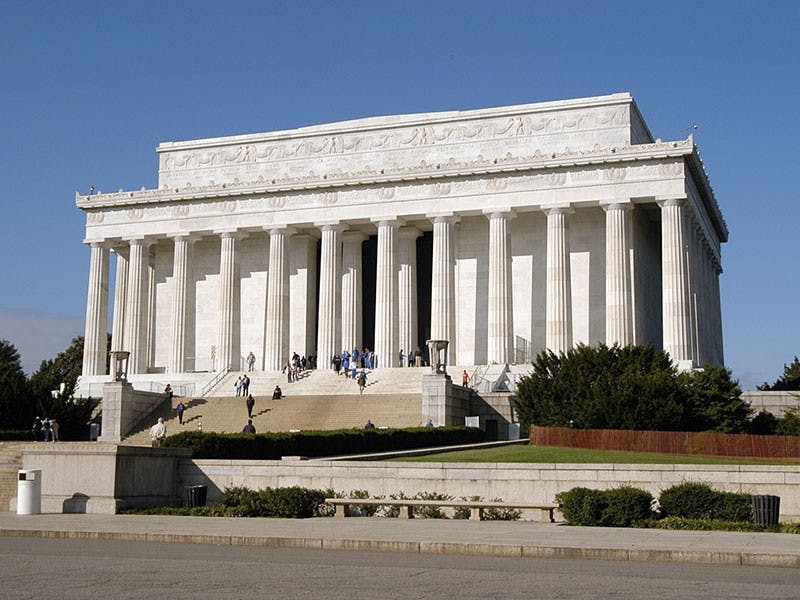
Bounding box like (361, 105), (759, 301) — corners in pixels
(81, 200), (721, 377)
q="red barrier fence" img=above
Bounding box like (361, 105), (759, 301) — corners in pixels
(531, 426), (800, 458)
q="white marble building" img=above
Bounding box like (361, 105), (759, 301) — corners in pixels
(77, 92), (726, 387)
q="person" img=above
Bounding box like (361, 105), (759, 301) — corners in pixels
(462, 370), (470, 388)
(242, 419), (256, 434)
(149, 417), (167, 448)
(272, 385), (282, 400)
(164, 383), (173, 400)
(424, 419), (434, 428)
(242, 374), (251, 395)
(50, 418), (59, 442)
(333, 354), (342, 374)
(31, 416), (42, 441)
(234, 376), (243, 396)
(364, 419), (375, 429)
(247, 351), (256, 371)
(399, 349), (404, 365)
(42, 418), (52, 442)
(176, 401), (186, 425)
(246, 394), (255, 418)
(414, 346), (422, 367)
(407, 348), (415, 367)
(287, 362), (293, 383)
(357, 371), (367, 394)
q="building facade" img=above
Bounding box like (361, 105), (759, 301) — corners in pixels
(77, 93), (727, 384)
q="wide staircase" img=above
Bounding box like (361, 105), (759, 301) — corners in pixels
(122, 366), (437, 446)
(0, 442), (25, 511)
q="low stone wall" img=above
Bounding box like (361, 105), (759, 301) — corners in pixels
(743, 390), (800, 418)
(99, 382), (168, 442)
(180, 458), (800, 522)
(13, 443), (190, 513)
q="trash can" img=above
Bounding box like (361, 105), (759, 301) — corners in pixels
(185, 485), (208, 508)
(17, 470), (42, 515)
(752, 494), (780, 528)
(89, 423), (100, 441)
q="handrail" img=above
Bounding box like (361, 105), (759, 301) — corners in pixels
(200, 368), (230, 397)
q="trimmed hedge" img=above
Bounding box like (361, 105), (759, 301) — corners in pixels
(659, 482), (752, 522)
(556, 486), (654, 527)
(162, 426), (484, 459)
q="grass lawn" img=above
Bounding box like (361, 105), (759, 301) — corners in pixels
(389, 444), (800, 465)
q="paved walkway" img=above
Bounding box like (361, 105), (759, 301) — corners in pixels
(2, 512), (800, 568)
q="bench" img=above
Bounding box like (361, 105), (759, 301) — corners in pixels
(324, 498), (557, 523)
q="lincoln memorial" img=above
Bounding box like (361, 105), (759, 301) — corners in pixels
(76, 92), (726, 394)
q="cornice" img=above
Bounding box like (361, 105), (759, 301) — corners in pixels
(76, 139), (693, 210)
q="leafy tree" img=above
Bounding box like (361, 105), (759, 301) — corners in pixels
(0, 339), (32, 429)
(758, 356), (800, 391)
(513, 344), (752, 433)
(513, 344), (689, 432)
(28, 335), (106, 440)
(680, 365), (751, 433)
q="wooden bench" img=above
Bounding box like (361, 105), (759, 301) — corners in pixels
(324, 498), (557, 523)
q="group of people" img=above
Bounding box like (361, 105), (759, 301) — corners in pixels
(234, 374), (251, 396)
(31, 416), (59, 442)
(284, 352), (316, 383)
(399, 347), (425, 368)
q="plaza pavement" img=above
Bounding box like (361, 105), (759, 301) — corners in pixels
(2, 511), (800, 568)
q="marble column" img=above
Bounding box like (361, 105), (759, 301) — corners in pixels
(264, 227), (290, 371)
(217, 231), (242, 372)
(110, 245), (128, 353)
(317, 223), (343, 368)
(486, 211), (514, 364)
(168, 235), (194, 374)
(341, 231), (366, 355)
(82, 241), (109, 376)
(430, 215), (456, 363)
(289, 233), (318, 359)
(374, 219), (399, 368)
(603, 202), (633, 346)
(659, 198), (693, 368)
(398, 226), (421, 363)
(545, 206), (573, 353)
(124, 238), (151, 374)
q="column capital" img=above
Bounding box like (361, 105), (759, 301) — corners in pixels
(371, 217), (403, 228)
(656, 196), (687, 208)
(172, 233), (200, 243)
(214, 229), (246, 240)
(483, 209), (516, 220)
(264, 225), (294, 237)
(82, 238), (110, 249)
(314, 221), (346, 233)
(399, 225), (422, 240)
(427, 213), (459, 224)
(541, 204), (574, 217)
(342, 230), (368, 243)
(600, 200), (634, 212)
(122, 236), (154, 248)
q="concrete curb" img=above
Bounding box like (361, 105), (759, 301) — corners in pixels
(2, 527), (800, 568)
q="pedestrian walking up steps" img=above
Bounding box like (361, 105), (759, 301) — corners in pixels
(122, 367), (434, 445)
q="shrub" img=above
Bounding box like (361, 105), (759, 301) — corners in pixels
(659, 482), (752, 522)
(163, 426), (484, 459)
(600, 487), (654, 527)
(556, 487), (607, 526)
(215, 486), (327, 518)
(484, 498), (522, 521)
(640, 516), (762, 532)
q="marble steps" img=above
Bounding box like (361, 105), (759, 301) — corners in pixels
(123, 393), (422, 446)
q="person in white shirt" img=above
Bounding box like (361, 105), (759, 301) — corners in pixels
(150, 417), (167, 447)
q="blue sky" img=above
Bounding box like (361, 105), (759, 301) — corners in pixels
(0, 1), (797, 388)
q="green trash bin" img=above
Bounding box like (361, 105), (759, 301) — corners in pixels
(751, 494), (780, 528)
(186, 485), (208, 508)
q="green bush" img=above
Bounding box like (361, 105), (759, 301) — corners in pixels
(557, 486), (654, 527)
(658, 482), (752, 522)
(556, 487), (607, 526)
(639, 516), (763, 532)
(601, 487), (654, 527)
(214, 486), (327, 518)
(163, 426), (484, 459)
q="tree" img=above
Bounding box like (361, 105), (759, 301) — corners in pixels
(28, 335), (106, 440)
(0, 339), (32, 429)
(680, 364), (751, 433)
(513, 344), (690, 432)
(758, 356), (800, 391)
